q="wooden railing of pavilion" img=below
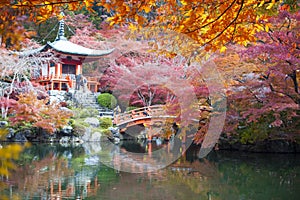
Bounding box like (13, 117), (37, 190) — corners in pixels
(37, 75), (101, 92)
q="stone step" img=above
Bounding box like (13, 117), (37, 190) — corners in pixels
(72, 92), (114, 118)
(81, 95), (96, 98)
(80, 98), (97, 101)
(81, 105), (99, 108)
(76, 98), (96, 102)
(81, 102), (99, 105)
(73, 96), (96, 100)
(80, 102), (97, 104)
(78, 99), (96, 102)
(83, 105), (100, 108)
(81, 105), (98, 107)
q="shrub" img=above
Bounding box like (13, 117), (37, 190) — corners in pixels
(125, 106), (138, 112)
(99, 117), (113, 129)
(71, 120), (90, 137)
(101, 129), (112, 136)
(239, 124), (270, 144)
(72, 124), (86, 137)
(72, 108), (99, 119)
(237, 115), (274, 144)
(97, 93), (117, 109)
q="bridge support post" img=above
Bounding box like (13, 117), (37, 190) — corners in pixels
(148, 142), (152, 157)
(146, 126), (152, 142)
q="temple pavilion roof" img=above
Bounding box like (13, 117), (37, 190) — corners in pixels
(20, 14), (114, 62)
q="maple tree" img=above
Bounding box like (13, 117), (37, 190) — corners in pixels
(1, 0), (297, 52)
(0, 42), (56, 119)
(8, 91), (73, 134)
(0, 0), (94, 49)
(95, 27), (228, 145)
(100, 54), (194, 107)
(99, 50), (220, 144)
(102, 0), (287, 54)
(223, 9), (300, 141)
(66, 14), (103, 48)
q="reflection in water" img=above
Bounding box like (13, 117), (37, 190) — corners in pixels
(0, 129), (25, 200)
(0, 142), (299, 200)
(100, 138), (187, 173)
(4, 144), (105, 200)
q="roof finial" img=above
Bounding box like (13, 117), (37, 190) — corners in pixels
(56, 12), (67, 41)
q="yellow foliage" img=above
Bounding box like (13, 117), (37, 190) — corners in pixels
(265, 24), (270, 32)
(129, 23), (138, 32)
(0, 139), (24, 177)
(92, 0), (284, 54)
(0, 134), (26, 199)
(266, 0), (276, 9)
(0, 0), (95, 48)
(141, 5), (152, 13)
(220, 46), (227, 53)
(180, 0), (188, 6)
(259, 0), (265, 7)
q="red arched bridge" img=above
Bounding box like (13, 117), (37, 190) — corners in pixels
(113, 105), (177, 132)
(113, 104), (213, 133)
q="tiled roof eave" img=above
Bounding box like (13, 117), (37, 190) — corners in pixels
(46, 41), (114, 57)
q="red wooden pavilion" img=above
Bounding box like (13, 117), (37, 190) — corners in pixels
(24, 17), (114, 92)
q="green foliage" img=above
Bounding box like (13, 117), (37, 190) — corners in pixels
(72, 108), (99, 119)
(97, 166), (119, 182)
(99, 117), (112, 129)
(238, 123), (270, 144)
(283, 0), (300, 12)
(70, 107), (100, 136)
(13, 122), (33, 133)
(91, 126), (103, 133)
(73, 5), (107, 29)
(236, 109), (300, 144)
(101, 129), (112, 136)
(237, 114), (275, 144)
(97, 93), (117, 109)
(125, 106), (138, 111)
(71, 156), (86, 170)
(71, 119), (90, 137)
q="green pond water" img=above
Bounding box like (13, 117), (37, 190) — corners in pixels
(0, 140), (299, 200)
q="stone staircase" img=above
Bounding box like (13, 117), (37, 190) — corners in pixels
(72, 91), (114, 118)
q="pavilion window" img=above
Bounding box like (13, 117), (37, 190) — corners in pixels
(62, 64), (76, 76)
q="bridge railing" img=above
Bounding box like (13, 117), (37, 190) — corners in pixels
(114, 105), (167, 125)
(114, 104), (213, 126)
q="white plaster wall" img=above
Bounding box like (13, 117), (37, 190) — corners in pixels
(41, 63), (48, 76)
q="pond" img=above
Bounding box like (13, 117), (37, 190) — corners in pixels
(0, 140), (299, 200)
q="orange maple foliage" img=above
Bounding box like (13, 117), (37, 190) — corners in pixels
(8, 91), (73, 134)
(103, 0), (283, 53)
(0, 0), (287, 51)
(0, 0), (94, 49)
